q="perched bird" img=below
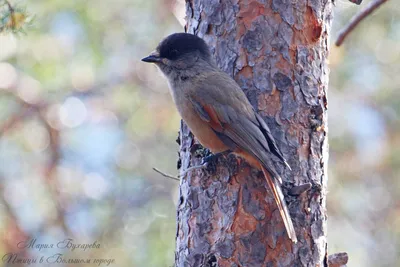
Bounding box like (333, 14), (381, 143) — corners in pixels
(142, 33), (297, 243)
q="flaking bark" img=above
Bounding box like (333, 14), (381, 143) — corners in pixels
(175, 0), (332, 266)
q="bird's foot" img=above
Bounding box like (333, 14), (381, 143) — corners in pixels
(201, 150), (231, 173)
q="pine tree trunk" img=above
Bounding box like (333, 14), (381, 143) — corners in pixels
(175, 1), (333, 266)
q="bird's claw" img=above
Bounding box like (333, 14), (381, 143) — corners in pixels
(200, 154), (218, 173)
(201, 154), (218, 165)
(201, 151), (232, 174)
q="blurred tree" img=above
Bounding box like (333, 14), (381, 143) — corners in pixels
(175, 0), (332, 266)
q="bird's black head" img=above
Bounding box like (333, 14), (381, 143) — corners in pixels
(141, 33), (211, 67)
(157, 33), (211, 61)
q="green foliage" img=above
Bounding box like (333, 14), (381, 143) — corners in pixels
(0, 0), (33, 33)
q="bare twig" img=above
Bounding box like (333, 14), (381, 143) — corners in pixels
(4, 0), (13, 11)
(152, 167), (180, 181)
(335, 0), (389, 46)
(153, 162), (209, 182)
(0, 0), (15, 32)
(179, 163), (208, 177)
(4, 0), (15, 27)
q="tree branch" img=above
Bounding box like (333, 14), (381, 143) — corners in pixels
(152, 162), (210, 182)
(0, 182), (31, 267)
(152, 167), (180, 181)
(0, 108), (31, 137)
(0, 91), (71, 236)
(335, 0), (389, 46)
(0, 0), (17, 32)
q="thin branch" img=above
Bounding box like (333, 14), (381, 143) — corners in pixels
(335, 0), (389, 46)
(35, 109), (71, 234)
(0, 91), (71, 236)
(0, 0), (15, 32)
(4, 0), (14, 11)
(152, 167), (180, 181)
(4, 0), (15, 28)
(179, 163), (208, 177)
(153, 162), (209, 182)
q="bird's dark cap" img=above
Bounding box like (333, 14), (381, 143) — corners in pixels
(156, 33), (211, 61)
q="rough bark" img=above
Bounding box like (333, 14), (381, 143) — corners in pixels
(175, 0), (332, 266)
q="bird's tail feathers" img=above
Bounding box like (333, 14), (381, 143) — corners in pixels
(260, 164), (297, 243)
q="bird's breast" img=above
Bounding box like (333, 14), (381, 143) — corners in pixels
(177, 98), (229, 153)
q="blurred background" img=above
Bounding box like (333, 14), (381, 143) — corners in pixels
(0, 0), (398, 266)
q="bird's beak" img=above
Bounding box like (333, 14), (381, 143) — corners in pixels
(141, 51), (162, 63)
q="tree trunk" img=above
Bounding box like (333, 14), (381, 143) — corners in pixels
(175, 0), (332, 266)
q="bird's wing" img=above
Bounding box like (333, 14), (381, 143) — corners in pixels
(189, 72), (297, 243)
(255, 113), (291, 170)
(190, 95), (279, 178)
(189, 72), (290, 174)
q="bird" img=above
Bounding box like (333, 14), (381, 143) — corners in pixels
(142, 32), (297, 243)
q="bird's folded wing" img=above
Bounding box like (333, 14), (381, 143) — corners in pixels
(188, 71), (290, 170)
(189, 94), (281, 178)
(189, 77), (297, 242)
(255, 113), (291, 169)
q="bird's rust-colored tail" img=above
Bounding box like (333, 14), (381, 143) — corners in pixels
(260, 163), (297, 243)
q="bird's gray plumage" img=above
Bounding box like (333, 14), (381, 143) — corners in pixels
(142, 32), (297, 243)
